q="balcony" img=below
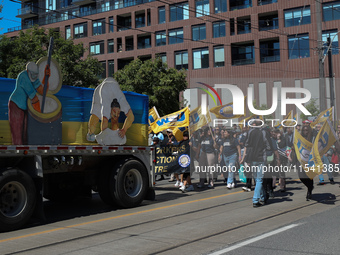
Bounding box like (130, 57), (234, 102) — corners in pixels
(16, 6), (38, 19)
(258, 0), (277, 6)
(72, 0), (95, 6)
(259, 12), (279, 31)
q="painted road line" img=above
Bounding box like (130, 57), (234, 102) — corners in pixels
(209, 223), (301, 255)
(0, 190), (244, 243)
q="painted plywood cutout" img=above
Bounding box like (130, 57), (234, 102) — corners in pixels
(8, 56), (63, 145)
(87, 77), (135, 145)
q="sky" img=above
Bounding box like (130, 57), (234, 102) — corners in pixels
(1, 0), (22, 35)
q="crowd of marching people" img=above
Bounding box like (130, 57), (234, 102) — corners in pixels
(151, 119), (340, 207)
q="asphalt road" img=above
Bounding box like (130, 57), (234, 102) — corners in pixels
(1, 172), (340, 255)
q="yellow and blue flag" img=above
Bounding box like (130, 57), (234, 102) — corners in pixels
(295, 119), (338, 179)
(151, 107), (190, 134)
(293, 130), (314, 179)
(310, 107), (334, 128)
(275, 110), (293, 128)
(210, 97), (246, 119)
(189, 106), (212, 134)
(149, 106), (160, 126)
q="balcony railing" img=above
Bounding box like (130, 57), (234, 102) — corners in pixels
(17, 6), (38, 18)
(260, 54), (280, 63)
(259, 18), (279, 31)
(258, 0), (277, 6)
(7, 0), (154, 33)
(232, 58), (255, 66)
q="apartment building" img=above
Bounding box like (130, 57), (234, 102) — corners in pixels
(6, 0), (340, 118)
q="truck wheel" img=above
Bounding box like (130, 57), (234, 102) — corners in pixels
(110, 159), (148, 208)
(97, 168), (117, 206)
(0, 169), (36, 232)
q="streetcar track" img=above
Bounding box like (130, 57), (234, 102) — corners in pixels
(3, 187), (339, 255)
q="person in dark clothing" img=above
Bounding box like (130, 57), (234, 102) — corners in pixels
(196, 127), (216, 188)
(241, 120), (272, 207)
(274, 129), (287, 192)
(263, 127), (280, 201)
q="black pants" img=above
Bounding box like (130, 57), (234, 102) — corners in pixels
(297, 162), (314, 192)
(245, 170), (252, 189)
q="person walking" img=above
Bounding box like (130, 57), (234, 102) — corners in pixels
(219, 128), (241, 189)
(241, 120), (272, 207)
(196, 127), (216, 188)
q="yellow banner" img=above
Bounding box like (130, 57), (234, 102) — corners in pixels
(310, 107), (333, 128)
(275, 110), (293, 128)
(150, 107), (190, 134)
(294, 119), (338, 179)
(189, 106), (211, 134)
(293, 130), (314, 179)
(148, 106), (160, 125)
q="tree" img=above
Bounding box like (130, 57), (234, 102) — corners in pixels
(250, 100), (274, 120)
(0, 25), (103, 87)
(300, 98), (320, 121)
(113, 58), (187, 116)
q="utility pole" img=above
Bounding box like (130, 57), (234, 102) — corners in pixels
(327, 37), (336, 123)
(316, 0), (326, 111)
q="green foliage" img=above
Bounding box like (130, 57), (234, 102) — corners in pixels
(114, 58), (187, 116)
(300, 98), (320, 121)
(251, 100), (274, 120)
(0, 25), (103, 87)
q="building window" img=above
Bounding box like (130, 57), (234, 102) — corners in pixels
(90, 41), (105, 55)
(231, 43), (255, 65)
(115, 0), (123, 9)
(175, 50), (188, 70)
(237, 16), (251, 34)
(65, 25), (71, 39)
(193, 48), (209, 69)
(158, 6), (165, 24)
(108, 39), (114, 53)
(214, 0), (227, 13)
(117, 15), (131, 31)
(196, 0), (210, 17)
(108, 60), (114, 77)
(260, 39), (280, 63)
(46, 0), (56, 11)
(135, 12), (146, 28)
(230, 0), (252, 11)
(169, 28), (184, 44)
(192, 24), (206, 41)
(170, 2), (189, 22)
(259, 13), (279, 31)
(323, 1), (340, 21)
(109, 16), (114, 32)
(126, 37), (134, 51)
(284, 6), (311, 27)
(214, 46), (225, 67)
(213, 21), (225, 38)
(137, 35), (151, 49)
(99, 61), (106, 79)
(258, 0), (277, 6)
(158, 53), (167, 64)
(74, 22), (87, 39)
(101, 1), (109, 12)
(156, 31), (166, 46)
(288, 33), (310, 59)
(230, 18), (235, 35)
(93, 19), (105, 36)
(322, 30), (339, 55)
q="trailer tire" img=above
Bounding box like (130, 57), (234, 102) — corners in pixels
(0, 169), (36, 232)
(110, 159), (148, 208)
(97, 168), (118, 206)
